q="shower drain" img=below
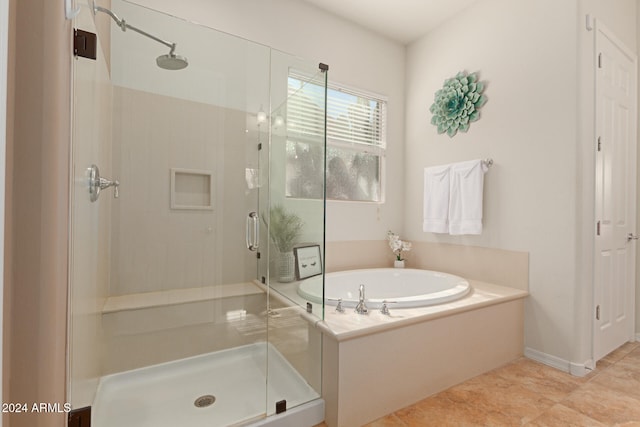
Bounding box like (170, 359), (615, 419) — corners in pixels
(194, 395), (216, 408)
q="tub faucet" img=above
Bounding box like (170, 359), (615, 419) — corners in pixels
(355, 284), (368, 315)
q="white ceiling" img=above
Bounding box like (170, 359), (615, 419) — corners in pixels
(300, 0), (479, 44)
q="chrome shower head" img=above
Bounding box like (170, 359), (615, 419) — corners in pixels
(156, 53), (189, 70)
(94, 6), (189, 71)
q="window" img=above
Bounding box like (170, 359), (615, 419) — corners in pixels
(285, 75), (386, 202)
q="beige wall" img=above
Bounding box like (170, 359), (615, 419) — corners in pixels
(4, 0), (70, 426)
(405, 0), (579, 364)
(405, 0), (577, 368)
(406, 0), (638, 369)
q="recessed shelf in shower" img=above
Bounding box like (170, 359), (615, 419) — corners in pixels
(170, 168), (214, 210)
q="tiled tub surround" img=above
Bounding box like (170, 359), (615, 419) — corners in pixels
(324, 240), (529, 291)
(275, 280), (527, 427)
(314, 240), (529, 427)
(271, 275), (527, 425)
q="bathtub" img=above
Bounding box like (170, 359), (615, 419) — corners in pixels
(297, 268), (471, 309)
(267, 267), (528, 426)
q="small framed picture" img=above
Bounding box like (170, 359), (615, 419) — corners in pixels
(294, 244), (322, 280)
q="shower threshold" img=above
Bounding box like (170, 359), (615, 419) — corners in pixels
(92, 343), (322, 427)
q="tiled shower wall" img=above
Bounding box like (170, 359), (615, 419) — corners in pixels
(110, 86), (255, 295)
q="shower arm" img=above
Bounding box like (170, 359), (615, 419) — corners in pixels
(94, 6), (177, 55)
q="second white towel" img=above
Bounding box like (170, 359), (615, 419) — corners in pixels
(448, 159), (488, 235)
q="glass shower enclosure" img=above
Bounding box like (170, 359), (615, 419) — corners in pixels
(68, 1), (326, 426)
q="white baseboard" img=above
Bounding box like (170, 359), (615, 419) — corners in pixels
(524, 347), (592, 377)
(524, 347), (570, 372)
(526, 337), (640, 376)
(569, 360), (593, 377)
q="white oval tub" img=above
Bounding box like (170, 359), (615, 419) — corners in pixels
(297, 268), (471, 309)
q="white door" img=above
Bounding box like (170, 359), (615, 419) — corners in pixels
(593, 22), (637, 362)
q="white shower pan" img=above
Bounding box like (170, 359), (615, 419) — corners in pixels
(92, 343), (322, 427)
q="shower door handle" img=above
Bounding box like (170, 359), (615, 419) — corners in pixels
(246, 212), (259, 251)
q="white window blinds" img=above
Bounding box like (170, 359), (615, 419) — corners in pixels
(287, 77), (387, 149)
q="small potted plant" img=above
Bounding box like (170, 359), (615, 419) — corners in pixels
(270, 204), (304, 282)
(387, 231), (412, 268)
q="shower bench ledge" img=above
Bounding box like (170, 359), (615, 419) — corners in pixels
(102, 282), (264, 313)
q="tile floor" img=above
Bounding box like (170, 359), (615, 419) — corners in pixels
(314, 341), (640, 427)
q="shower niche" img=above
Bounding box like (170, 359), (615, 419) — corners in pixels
(68, 1), (327, 426)
(170, 168), (214, 210)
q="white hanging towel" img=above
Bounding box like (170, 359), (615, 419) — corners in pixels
(448, 159), (488, 235)
(423, 164), (451, 233)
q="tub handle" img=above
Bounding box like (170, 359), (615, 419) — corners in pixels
(380, 300), (397, 316)
(328, 298), (344, 313)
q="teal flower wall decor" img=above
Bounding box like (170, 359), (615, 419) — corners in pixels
(430, 71), (487, 137)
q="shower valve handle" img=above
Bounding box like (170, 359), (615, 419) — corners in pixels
(98, 177), (120, 198)
(89, 164), (119, 202)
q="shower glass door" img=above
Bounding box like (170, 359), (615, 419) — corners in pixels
(263, 52), (327, 416)
(68, 1), (325, 426)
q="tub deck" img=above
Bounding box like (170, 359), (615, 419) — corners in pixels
(319, 280), (527, 341)
(271, 279), (527, 341)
